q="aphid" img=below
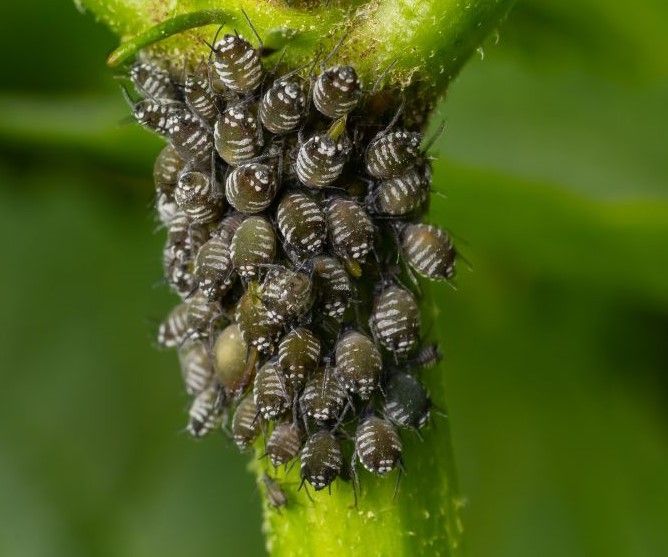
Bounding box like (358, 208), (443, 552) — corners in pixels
(295, 124), (351, 189)
(261, 474), (288, 509)
(211, 34), (264, 94)
(215, 212), (245, 244)
(300, 368), (347, 422)
(235, 282), (282, 353)
(300, 430), (343, 491)
(225, 162), (276, 214)
(153, 144), (185, 193)
(325, 198), (375, 266)
(213, 323), (249, 397)
(130, 61), (179, 101)
(334, 330), (382, 399)
(266, 422), (303, 467)
(354, 416), (402, 475)
(163, 218), (209, 298)
(400, 223), (456, 280)
(187, 384), (226, 438)
(369, 284), (420, 355)
(383, 372), (431, 429)
(166, 109), (214, 163)
(174, 171), (222, 225)
(373, 166), (430, 216)
(365, 130), (422, 179)
(261, 267), (313, 324)
(185, 289), (221, 337)
(214, 104), (264, 165)
(259, 76), (306, 134)
(230, 216), (276, 279)
(132, 99), (182, 135)
(253, 360), (292, 420)
(313, 66), (362, 119)
(156, 191), (179, 226)
(231, 393), (262, 450)
(193, 235), (234, 300)
(277, 327), (321, 389)
(157, 302), (189, 348)
(184, 73), (219, 124)
(276, 192), (326, 258)
(312, 255), (352, 321)
(178, 340), (215, 395)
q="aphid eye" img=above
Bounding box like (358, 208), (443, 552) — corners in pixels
(212, 34), (264, 94)
(369, 283), (421, 355)
(313, 65), (363, 119)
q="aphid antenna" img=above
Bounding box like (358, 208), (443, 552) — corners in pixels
(371, 60), (399, 95)
(422, 119), (446, 154)
(320, 29), (350, 68)
(240, 8), (264, 49)
(297, 478), (315, 503)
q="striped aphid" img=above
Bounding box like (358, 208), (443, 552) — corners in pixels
(157, 302), (190, 348)
(166, 109), (215, 163)
(211, 33), (264, 94)
(225, 162), (276, 214)
(295, 118), (352, 189)
(365, 130), (422, 180)
(259, 75), (307, 134)
(260, 266), (314, 324)
(178, 340), (215, 396)
(193, 235), (234, 300)
(334, 330), (383, 400)
(300, 430), (343, 491)
(400, 223), (456, 281)
(325, 197), (375, 271)
(230, 215), (276, 279)
(214, 103), (264, 165)
(184, 71), (219, 125)
(235, 281), (282, 353)
(312, 255), (352, 321)
(383, 371), (431, 430)
(300, 367), (347, 423)
(266, 422), (303, 468)
(372, 165), (431, 217)
(130, 60), (180, 101)
(174, 171), (222, 225)
(277, 327), (321, 389)
(253, 359), (293, 420)
(276, 191), (327, 259)
(369, 283), (421, 355)
(186, 383), (226, 438)
(313, 65), (363, 119)
(231, 393), (262, 450)
(353, 415), (403, 475)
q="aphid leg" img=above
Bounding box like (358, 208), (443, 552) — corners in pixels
(392, 459), (405, 500)
(298, 479), (315, 503)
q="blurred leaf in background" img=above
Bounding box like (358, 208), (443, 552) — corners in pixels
(0, 1), (666, 557)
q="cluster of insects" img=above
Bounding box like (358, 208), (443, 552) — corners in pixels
(128, 21), (456, 503)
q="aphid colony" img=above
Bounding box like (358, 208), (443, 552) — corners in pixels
(129, 29), (455, 497)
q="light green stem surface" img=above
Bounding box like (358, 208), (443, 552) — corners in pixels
(76, 1), (514, 555)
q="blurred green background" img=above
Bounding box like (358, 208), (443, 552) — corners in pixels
(1, 1), (666, 556)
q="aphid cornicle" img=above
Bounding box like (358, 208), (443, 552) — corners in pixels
(231, 393), (262, 450)
(374, 166), (431, 217)
(354, 416), (402, 475)
(157, 302), (190, 348)
(369, 284), (421, 355)
(214, 104), (264, 166)
(312, 255), (352, 321)
(178, 340), (215, 395)
(166, 110), (214, 163)
(187, 384), (226, 438)
(300, 368), (347, 423)
(334, 330), (382, 399)
(211, 34), (264, 94)
(185, 289), (221, 337)
(300, 430), (343, 491)
(130, 61), (179, 101)
(400, 223), (456, 280)
(259, 76), (307, 134)
(174, 171), (222, 225)
(266, 422), (303, 467)
(260, 267), (313, 324)
(277, 327), (321, 389)
(313, 66), (362, 119)
(325, 198), (375, 264)
(235, 282), (282, 353)
(230, 216), (276, 279)
(193, 235), (234, 300)
(153, 144), (185, 193)
(383, 371), (431, 430)
(253, 360), (292, 420)
(295, 118), (351, 189)
(276, 192), (327, 259)
(225, 162), (276, 214)
(184, 73), (219, 125)
(213, 323), (249, 397)
(365, 130), (422, 179)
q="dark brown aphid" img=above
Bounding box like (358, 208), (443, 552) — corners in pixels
(157, 302), (190, 348)
(369, 284), (420, 355)
(277, 327), (321, 389)
(354, 416), (402, 475)
(166, 110), (214, 162)
(174, 171), (222, 225)
(313, 66), (362, 119)
(300, 430), (343, 490)
(261, 267), (313, 324)
(374, 166), (430, 216)
(235, 282), (282, 353)
(262, 474), (288, 509)
(300, 368), (347, 423)
(231, 393), (262, 450)
(211, 34), (264, 94)
(178, 340), (215, 395)
(193, 235), (234, 300)
(184, 73), (219, 124)
(334, 330), (382, 399)
(276, 192), (326, 259)
(295, 119), (351, 189)
(253, 360), (292, 420)
(187, 384), (226, 438)
(266, 422), (303, 468)
(225, 162), (276, 214)
(325, 198), (374, 265)
(163, 218), (208, 299)
(400, 223), (456, 280)
(153, 144), (185, 193)
(365, 130), (422, 179)
(130, 61), (179, 101)
(213, 323), (249, 397)
(214, 104), (264, 165)
(259, 76), (306, 134)
(132, 99), (182, 136)
(230, 216), (276, 279)
(312, 255), (352, 321)
(383, 372), (431, 430)
(185, 289), (221, 337)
